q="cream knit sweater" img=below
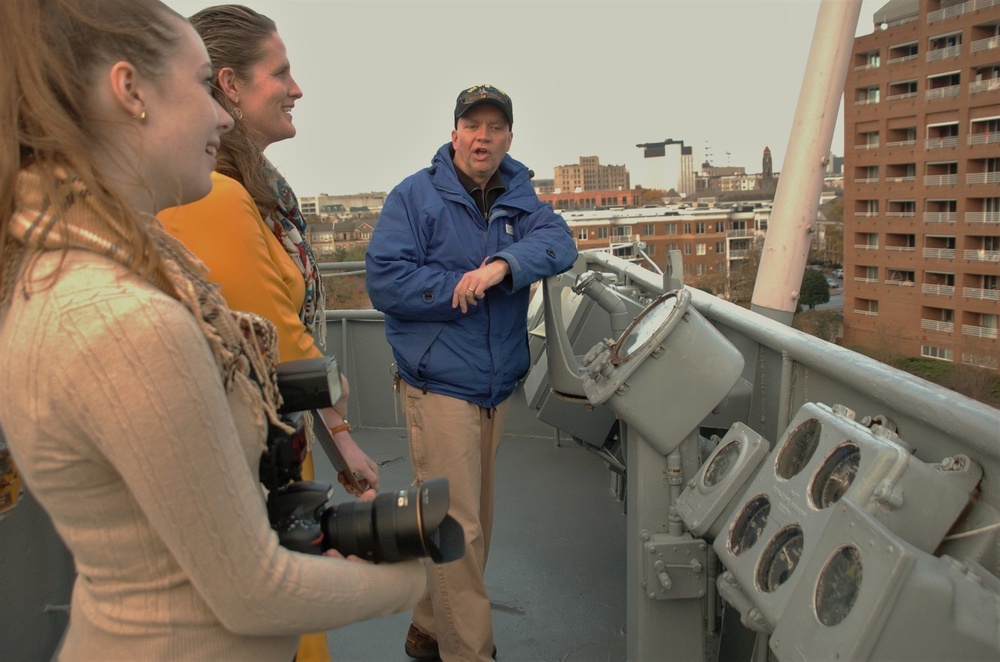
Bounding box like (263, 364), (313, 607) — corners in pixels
(0, 251), (424, 660)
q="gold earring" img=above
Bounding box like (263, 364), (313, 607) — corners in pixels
(233, 107), (243, 120)
(135, 110), (147, 122)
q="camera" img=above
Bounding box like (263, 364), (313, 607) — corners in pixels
(268, 477), (465, 564)
(263, 357), (464, 564)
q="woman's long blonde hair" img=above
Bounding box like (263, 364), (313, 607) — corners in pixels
(0, 0), (184, 296)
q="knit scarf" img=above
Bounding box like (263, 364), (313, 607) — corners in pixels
(262, 158), (326, 350)
(2, 168), (290, 442)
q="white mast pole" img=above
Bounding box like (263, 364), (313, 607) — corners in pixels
(750, 0), (863, 324)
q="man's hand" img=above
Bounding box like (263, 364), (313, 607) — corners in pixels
(452, 259), (510, 313)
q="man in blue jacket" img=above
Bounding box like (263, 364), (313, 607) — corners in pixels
(365, 84), (578, 661)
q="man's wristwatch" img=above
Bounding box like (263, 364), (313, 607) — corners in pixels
(329, 419), (352, 435)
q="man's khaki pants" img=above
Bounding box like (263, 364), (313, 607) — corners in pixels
(401, 381), (508, 662)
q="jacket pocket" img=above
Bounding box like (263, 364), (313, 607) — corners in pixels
(392, 321), (444, 382)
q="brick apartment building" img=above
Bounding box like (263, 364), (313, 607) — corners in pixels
(842, 0), (1000, 371)
(562, 205), (769, 281)
(554, 156), (630, 193)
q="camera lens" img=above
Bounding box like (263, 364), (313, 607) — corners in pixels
(319, 478), (464, 564)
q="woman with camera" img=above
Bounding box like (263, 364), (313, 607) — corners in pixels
(156, 8), (380, 658)
(0, 1), (424, 659)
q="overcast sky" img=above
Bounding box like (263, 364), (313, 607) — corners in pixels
(164, 0), (888, 197)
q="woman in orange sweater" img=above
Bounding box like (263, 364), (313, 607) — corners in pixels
(158, 7), (376, 661)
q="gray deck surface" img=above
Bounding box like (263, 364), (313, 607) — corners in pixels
(313, 427), (627, 661)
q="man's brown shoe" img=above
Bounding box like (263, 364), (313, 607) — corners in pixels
(404, 623), (497, 660)
(405, 623), (440, 661)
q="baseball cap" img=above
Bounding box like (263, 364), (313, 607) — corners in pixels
(454, 84), (513, 128)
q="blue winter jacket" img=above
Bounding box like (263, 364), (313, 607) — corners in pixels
(365, 143), (578, 408)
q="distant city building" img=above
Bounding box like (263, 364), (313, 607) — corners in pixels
(761, 146), (775, 192)
(300, 191), (387, 217)
(678, 145), (696, 196)
(554, 156), (630, 193)
(695, 147), (782, 193)
(539, 187), (642, 211)
(635, 139), (692, 194)
(559, 203), (771, 283)
(842, 0), (1000, 372)
(533, 178), (556, 195)
(306, 218), (376, 258)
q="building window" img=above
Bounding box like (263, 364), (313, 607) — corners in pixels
(888, 79), (918, 100)
(888, 41), (918, 64)
(696, 243), (707, 256)
(643, 224), (655, 236)
(715, 242), (725, 253)
(577, 228), (587, 240)
(664, 223), (677, 235)
(963, 352), (998, 369)
(597, 227), (608, 239)
(922, 345), (954, 362)
(854, 298), (879, 316)
(684, 243), (692, 255)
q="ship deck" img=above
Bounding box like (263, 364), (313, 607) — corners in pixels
(315, 426), (628, 661)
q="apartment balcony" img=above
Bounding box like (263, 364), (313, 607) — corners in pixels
(854, 142), (881, 150)
(922, 284), (956, 296)
(965, 212), (1000, 223)
(962, 324), (999, 339)
(964, 287), (1000, 301)
(964, 249), (1000, 261)
(726, 229), (756, 238)
(929, 0), (1000, 23)
(885, 246), (917, 252)
(885, 176), (916, 183)
(854, 177), (880, 183)
(966, 172), (1000, 184)
(854, 212), (880, 218)
(924, 174), (958, 185)
(886, 139), (918, 147)
(925, 136), (960, 149)
(923, 212), (957, 223)
(923, 248), (957, 259)
(854, 98), (880, 106)
(854, 277), (879, 283)
(886, 211), (917, 218)
(887, 92), (919, 102)
(926, 86), (961, 100)
(854, 244), (879, 250)
(967, 131), (1000, 145)
(927, 45), (961, 62)
(971, 35), (1000, 53)
(854, 309), (879, 317)
(730, 249), (749, 259)
(921, 319), (954, 333)
(969, 79), (1000, 95)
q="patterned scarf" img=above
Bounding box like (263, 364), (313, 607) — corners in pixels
(2, 168), (290, 442)
(261, 158), (326, 350)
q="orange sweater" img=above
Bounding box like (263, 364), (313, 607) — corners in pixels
(159, 172), (321, 364)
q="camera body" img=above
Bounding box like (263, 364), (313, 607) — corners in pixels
(265, 357), (464, 564)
